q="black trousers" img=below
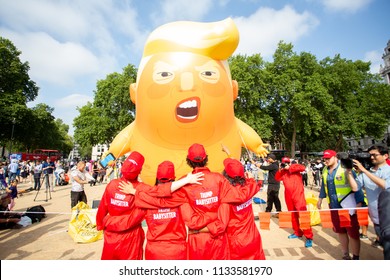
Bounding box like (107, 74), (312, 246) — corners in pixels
(70, 190), (87, 208)
(265, 186), (281, 212)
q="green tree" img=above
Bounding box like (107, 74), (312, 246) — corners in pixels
(0, 37), (39, 152)
(229, 54), (273, 141)
(319, 55), (390, 150)
(264, 42), (330, 156)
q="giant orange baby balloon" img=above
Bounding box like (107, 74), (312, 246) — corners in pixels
(101, 18), (268, 185)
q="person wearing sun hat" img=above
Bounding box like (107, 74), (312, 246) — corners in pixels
(194, 157), (266, 259)
(317, 149), (365, 260)
(275, 157), (314, 247)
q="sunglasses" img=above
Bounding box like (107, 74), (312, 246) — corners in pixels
(369, 153), (382, 158)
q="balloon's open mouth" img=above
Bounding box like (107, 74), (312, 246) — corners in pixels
(176, 97), (200, 123)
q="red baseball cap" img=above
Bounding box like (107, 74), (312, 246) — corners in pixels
(223, 158), (245, 178)
(187, 143), (207, 162)
(121, 151), (145, 180)
(281, 157), (291, 163)
(323, 149), (337, 159)
(156, 161), (175, 182)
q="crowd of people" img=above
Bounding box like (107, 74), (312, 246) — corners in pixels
(1, 143), (389, 261)
(91, 143), (389, 260)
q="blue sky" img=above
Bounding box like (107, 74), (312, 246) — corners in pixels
(1, 0), (389, 135)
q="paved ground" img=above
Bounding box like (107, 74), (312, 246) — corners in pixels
(0, 176), (384, 260)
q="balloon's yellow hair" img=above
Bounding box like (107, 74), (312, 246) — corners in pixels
(142, 18), (239, 60)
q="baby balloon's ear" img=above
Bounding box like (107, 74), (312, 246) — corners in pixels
(130, 83), (137, 104)
(232, 80), (238, 100)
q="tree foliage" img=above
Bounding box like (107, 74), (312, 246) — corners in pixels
(0, 37), (73, 156)
(73, 64), (137, 149)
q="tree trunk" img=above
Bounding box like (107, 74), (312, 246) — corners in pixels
(290, 124), (297, 158)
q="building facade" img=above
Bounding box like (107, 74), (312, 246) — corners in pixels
(91, 144), (109, 161)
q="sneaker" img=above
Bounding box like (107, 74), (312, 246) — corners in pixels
(305, 239), (313, 248)
(359, 234), (368, 240)
(288, 233), (302, 239)
(272, 213), (279, 218)
(372, 240), (382, 249)
(342, 253), (351, 260)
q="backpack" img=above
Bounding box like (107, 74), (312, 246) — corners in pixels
(24, 205), (46, 223)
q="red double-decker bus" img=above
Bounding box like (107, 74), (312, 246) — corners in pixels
(11, 149), (62, 162)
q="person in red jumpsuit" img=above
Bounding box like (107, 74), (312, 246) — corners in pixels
(275, 157), (314, 247)
(192, 158), (266, 259)
(100, 159), (204, 260)
(133, 161), (188, 260)
(96, 151), (172, 260)
(179, 143), (261, 259)
(130, 143), (260, 260)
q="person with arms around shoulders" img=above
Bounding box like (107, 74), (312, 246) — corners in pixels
(275, 157), (314, 247)
(96, 152), (203, 260)
(353, 145), (390, 259)
(178, 143), (261, 260)
(192, 157), (266, 259)
(317, 149), (364, 260)
(112, 160), (204, 260)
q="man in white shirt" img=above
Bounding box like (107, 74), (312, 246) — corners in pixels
(70, 161), (95, 208)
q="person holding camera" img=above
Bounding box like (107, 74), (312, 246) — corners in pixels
(353, 145), (390, 260)
(258, 154), (282, 216)
(275, 157), (314, 247)
(317, 149), (365, 260)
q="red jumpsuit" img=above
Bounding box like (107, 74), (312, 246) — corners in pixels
(275, 164), (313, 239)
(135, 167), (260, 260)
(205, 180), (265, 260)
(137, 199), (187, 260)
(96, 179), (171, 260)
(178, 167), (260, 260)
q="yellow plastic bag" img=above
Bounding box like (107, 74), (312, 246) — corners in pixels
(68, 201), (103, 243)
(306, 193), (321, 226)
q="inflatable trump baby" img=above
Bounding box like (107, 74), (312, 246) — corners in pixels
(100, 18), (268, 184)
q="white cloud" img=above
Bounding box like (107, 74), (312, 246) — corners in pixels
(321, 0), (372, 13)
(1, 29), (101, 85)
(55, 94), (93, 109)
(364, 50), (383, 74)
(234, 5), (319, 58)
(0, 0), (142, 84)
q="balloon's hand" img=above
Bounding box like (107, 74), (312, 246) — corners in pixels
(256, 143), (269, 158)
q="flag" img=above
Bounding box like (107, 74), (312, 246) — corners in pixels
(258, 212), (271, 230)
(279, 212), (292, 228)
(338, 209), (351, 227)
(319, 210), (333, 228)
(356, 208), (369, 226)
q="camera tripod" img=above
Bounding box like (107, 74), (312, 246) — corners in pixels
(33, 174), (52, 202)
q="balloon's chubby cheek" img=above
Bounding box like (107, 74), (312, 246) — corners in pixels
(175, 97), (201, 123)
